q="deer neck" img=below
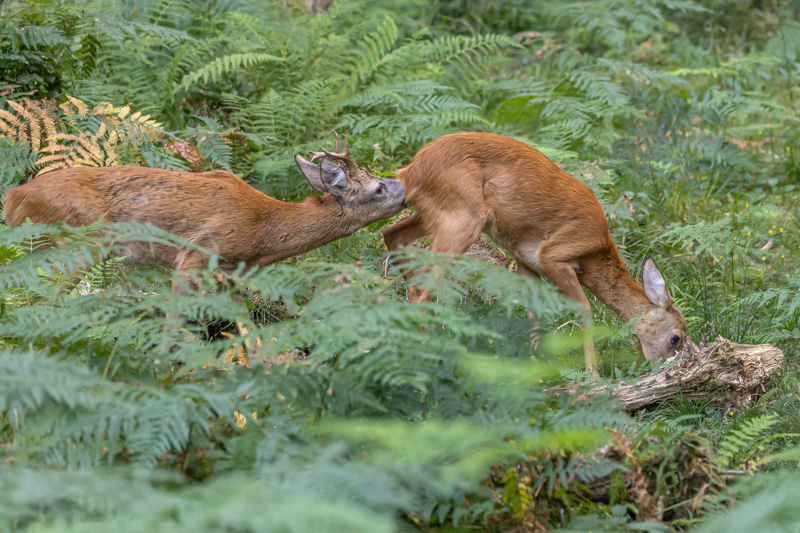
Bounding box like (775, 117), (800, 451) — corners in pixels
(579, 248), (654, 322)
(256, 195), (361, 264)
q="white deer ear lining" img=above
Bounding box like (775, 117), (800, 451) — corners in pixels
(294, 154), (327, 193)
(641, 258), (671, 307)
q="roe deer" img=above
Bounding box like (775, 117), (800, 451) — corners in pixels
(382, 132), (686, 375)
(4, 132), (405, 288)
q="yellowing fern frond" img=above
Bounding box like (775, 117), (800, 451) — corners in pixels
(0, 109), (21, 136)
(65, 95), (89, 115)
(0, 98), (58, 153)
(2, 95), (180, 175)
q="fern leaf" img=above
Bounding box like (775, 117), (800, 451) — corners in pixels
(715, 415), (778, 471)
(179, 53), (285, 91)
(346, 16), (399, 86)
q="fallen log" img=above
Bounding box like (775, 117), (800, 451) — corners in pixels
(582, 336), (784, 411)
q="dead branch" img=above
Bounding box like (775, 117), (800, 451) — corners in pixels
(583, 336), (784, 411)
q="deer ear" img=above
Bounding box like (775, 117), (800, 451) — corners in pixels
(319, 159), (348, 196)
(641, 257), (671, 307)
(294, 155), (348, 196)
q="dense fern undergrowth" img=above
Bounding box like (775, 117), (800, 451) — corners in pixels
(1, 0), (800, 531)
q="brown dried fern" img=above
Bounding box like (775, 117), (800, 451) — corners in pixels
(0, 96), (167, 176)
(0, 98), (57, 153)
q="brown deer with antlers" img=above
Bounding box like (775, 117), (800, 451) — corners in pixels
(382, 132), (686, 374)
(4, 132), (405, 285)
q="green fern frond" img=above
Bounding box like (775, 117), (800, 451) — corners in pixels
(714, 415), (778, 471)
(13, 25), (71, 49)
(346, 16), (399, 86)
(429, 33), (520, 66)
(90, 12), (195, 46)
(179, 52), (285, 91)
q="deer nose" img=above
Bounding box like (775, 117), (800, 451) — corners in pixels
(386, 179), (406, 205)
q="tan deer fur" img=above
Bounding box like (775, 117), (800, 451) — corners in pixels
(3, 134), (406, 282)
(382, 132), (686, 374)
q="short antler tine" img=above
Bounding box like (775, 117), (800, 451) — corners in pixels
(342, 135), (357, 172)
(307, 133), (358, 173)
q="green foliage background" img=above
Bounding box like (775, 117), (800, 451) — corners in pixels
(1, 0), (799, 531)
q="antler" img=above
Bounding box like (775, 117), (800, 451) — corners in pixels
(308, 131), (358, 173)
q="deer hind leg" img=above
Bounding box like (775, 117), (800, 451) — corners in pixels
(514, 257), (543, 348)
(514, 258), (541, 280)
(403, 213), (485, 303)
(384, 210), (484, 303)
(383, 213), (426, 251)
(382, 213), (430, 303)
(383, 213), (428, 282)
(535, 246), (598, 376)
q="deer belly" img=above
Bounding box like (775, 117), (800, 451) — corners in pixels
(118, 242), (180, 268)
(514, 240), (544, 274)
(485, 218), (544, 274)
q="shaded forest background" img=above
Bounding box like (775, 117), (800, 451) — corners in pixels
(1, 0), (799, 531)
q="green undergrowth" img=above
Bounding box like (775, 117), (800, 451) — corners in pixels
(2, 0), (800, 530)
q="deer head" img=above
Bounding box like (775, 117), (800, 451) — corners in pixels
(635, 258), (687, 362)
(294, 132), (406, 224)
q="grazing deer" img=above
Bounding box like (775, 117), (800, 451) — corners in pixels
(4, 132), (404, 354)
(382, 132), (686, 374)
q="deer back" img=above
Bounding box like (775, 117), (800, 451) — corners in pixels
(397, 132), (611, 252)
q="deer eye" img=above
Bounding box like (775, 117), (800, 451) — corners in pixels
(375, 184), (386, 195)
(670, 334), (681, 346)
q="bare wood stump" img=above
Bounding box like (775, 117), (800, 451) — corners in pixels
(582, 336), (784, 411)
